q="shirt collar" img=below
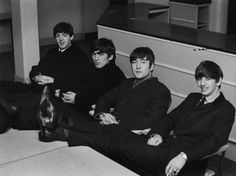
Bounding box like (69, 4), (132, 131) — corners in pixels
(133, 74), (153, 88)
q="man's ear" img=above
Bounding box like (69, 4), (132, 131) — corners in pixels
(108, 55), (114, 61)
(216, 77), (222, 87)
(70, 35), (74, 40)
(150, 63), (154, 71)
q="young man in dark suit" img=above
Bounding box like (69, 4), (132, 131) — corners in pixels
(52, 38), (126, 114)
(0, 22), (89, 133)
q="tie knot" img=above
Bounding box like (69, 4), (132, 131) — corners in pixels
(196, 97), (206, 107)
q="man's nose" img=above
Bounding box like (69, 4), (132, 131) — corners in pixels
(200, 78), (206, 85)
(94, 54), (99, 61)
(58, 35), (63, 40)
(136, 61), (141, 69)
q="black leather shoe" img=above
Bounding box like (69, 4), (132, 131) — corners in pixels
(38, 127), (67, 142)
(37, 86), (62, 130)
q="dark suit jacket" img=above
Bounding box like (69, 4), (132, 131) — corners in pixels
(94, 77), (171, 130)
(149, 92), (235, 162)
(67, 63), (126, 113)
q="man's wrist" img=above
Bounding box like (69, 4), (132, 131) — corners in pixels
(180, 152), (188, 161)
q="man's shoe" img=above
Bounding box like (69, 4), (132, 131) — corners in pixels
(37, 86), (62, 130)
(38, 127), (67, 142)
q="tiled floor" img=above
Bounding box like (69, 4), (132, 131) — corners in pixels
(0, 130), (138, 176)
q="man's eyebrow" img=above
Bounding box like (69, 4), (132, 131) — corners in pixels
(93, 50), (104, 54)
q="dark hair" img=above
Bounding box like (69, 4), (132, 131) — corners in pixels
(90, 38), (116, 61)
(129, 47), (155, 65)
(53, 22), (74, 38)
(195, 60), (223, 82)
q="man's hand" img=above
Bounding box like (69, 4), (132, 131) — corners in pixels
(33, 75), (54, 85)
(99, 113), (119, 125)
(147, 134), (163, 146)
(132, 128), (151, 135)
(61, 91), (76, 104)
(55, 89), (61, 98)
(165, 152), (187, 176)
(89, 104), (96, 116)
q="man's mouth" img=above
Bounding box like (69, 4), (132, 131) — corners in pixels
(59, 42), (64, 46)
(201, 87), (208, 91)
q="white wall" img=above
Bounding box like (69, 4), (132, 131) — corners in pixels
(37, 0), (83, 45)
(0, 0), (11, 49)
(0, 0), (109, 50)
(82, 0), (109, 34)
(11, 0), (40, 82)
(0, 0), (10, 12)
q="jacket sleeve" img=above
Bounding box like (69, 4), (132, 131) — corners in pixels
(148, 94), (192, 137)
(29, 50), (51, 83)
(29, 65), (39, 82)
(29, 56), (46, 83)
(94, 81), (124, 116)
(183, 103), (235, 162)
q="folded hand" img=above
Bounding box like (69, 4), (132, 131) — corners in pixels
(165, 153), (186, 176)
(147, 134), (163, 146)
(33, 75), (54, 85)
(61, 91), (76, 104)
(99, 113), (119, 125)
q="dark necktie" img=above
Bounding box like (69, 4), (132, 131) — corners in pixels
(196, 97), (206, 107)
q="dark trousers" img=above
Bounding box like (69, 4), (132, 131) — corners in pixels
(0, 81), (43, 131)
(64, 113), (207, 176)
(67, 119), (168, 175)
